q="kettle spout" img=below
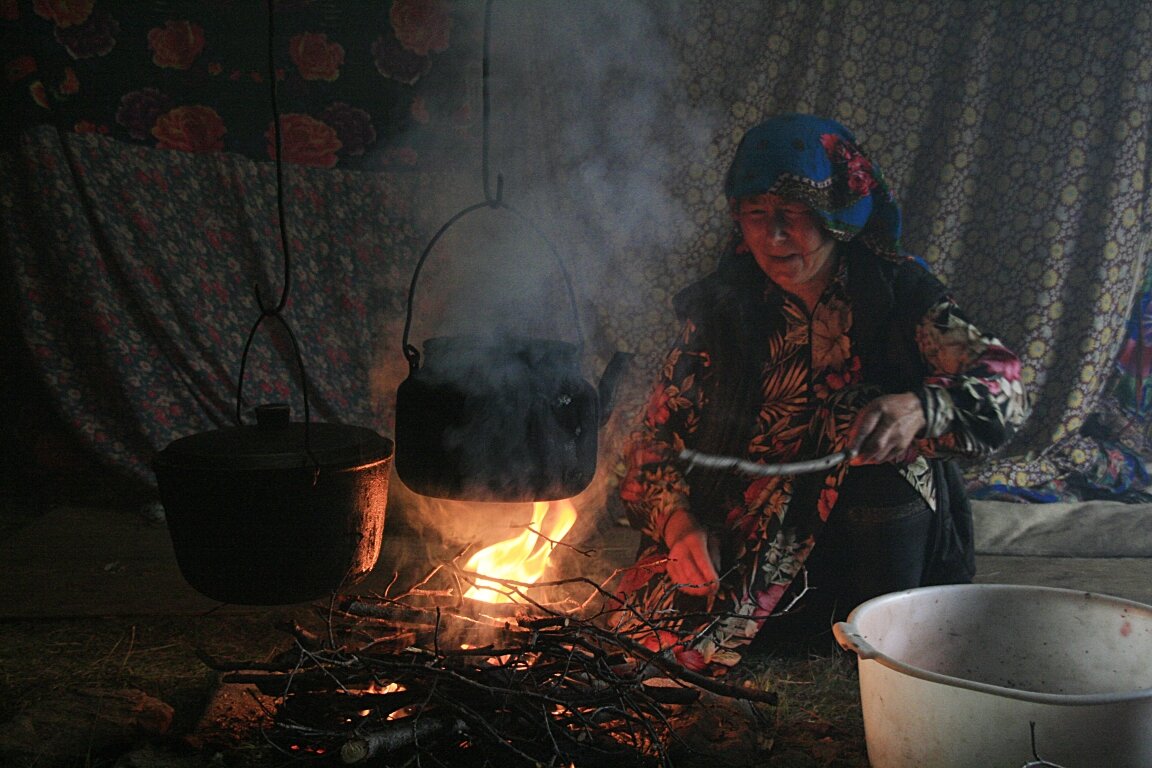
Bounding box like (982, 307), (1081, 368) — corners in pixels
(597, 351), (634, 427)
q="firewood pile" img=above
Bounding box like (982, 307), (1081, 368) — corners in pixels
(199, 561), (778, 767)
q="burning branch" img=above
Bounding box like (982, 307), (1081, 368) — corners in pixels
(198, 564), (778, 766)
(196, 500), (781, 766)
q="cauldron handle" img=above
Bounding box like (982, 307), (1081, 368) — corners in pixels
(230, 0), (318, 478)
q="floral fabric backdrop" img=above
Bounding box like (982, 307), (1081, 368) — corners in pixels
(2, 126), (433, 484)
(3, 0), (1152, 504)
(1, 0), (480, 170)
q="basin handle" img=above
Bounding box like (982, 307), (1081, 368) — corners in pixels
(832, 621), (880, 660)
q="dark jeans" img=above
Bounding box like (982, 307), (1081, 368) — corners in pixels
(806, 496), (934, 616)
(753, 493), (934, 650)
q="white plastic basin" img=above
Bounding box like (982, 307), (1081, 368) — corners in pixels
(833, 584), (1152, 767)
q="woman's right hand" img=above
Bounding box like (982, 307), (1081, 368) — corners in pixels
(848, 391), (926, 464)
(662, 509), (721, 596)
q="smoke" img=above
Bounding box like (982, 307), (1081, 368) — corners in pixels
(385, 0), (725, 558)
(503, 2), (715, 265)
(407, 0), (721, 341)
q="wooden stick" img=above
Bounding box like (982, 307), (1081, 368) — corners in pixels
(680, 447), (855, 476)
(340, 715), (466, 764)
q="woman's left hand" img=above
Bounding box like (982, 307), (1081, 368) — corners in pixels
(848, 392), (926, 465)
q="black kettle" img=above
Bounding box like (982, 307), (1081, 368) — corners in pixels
(392, 0), (635, 502)
(395, 334), (631, 501)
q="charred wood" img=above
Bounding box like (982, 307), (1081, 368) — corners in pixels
(339, 715), (468, 763)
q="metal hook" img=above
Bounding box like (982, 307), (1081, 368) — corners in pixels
(231, 0), (318, 474)
(1019, 721), (1069, 768)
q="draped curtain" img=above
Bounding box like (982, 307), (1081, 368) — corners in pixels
(3, 0), (1151, 496)
(1, 128), (433, 482)
(527, 0), (1152, 492)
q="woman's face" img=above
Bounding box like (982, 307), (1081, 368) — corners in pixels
(736, 193), (837, 299)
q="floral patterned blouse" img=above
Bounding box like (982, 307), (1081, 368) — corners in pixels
(614, 245), (1029, 669)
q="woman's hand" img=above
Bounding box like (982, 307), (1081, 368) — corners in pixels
(848, 392), (926, 465)
(662, 509), (720, 596)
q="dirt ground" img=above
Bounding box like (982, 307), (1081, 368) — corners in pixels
(0, 464), (869, 768)
(5, 465), (1151, 768)
(0, 611), (868, 768)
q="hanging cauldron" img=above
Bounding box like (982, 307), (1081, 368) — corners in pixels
(153, 2), (392, 605)
(154, 404), (393, 605)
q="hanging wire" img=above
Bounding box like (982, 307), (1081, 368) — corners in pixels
(232, 0), (317, 473)
(480, 0), (500, 205)
(400, 0), (582, 371)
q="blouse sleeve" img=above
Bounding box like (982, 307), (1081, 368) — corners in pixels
(617, 317), (710, 543)
(912, 298), (1030, 457)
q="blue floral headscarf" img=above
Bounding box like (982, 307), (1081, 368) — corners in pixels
(724, 114), (903, 259)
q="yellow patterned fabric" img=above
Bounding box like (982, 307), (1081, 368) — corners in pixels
(573, 1), (1152, 490)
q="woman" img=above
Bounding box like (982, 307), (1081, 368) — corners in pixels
(613, 114), (1029, 671)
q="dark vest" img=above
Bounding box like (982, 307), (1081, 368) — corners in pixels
(672, 243), (974, 582)
(672, 241), (948, 462)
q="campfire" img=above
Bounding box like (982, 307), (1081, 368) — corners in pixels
(462, 499), (578, 604)
(198, 498), (777, 766)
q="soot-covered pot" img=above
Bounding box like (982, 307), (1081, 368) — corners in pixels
(395, 335), (630, 501)
(153, 404), (393, 605)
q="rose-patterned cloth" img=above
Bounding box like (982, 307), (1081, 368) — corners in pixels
(1, 0), (474, 171)
(612, 115), (1030, 672)
(0, 0), (481, 488)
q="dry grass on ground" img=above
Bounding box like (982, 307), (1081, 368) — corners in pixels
(0, 614), (869, 768)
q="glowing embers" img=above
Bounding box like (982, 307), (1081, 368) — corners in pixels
(462, 499), (578, 604)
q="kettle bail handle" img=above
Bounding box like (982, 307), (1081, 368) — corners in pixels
(400, 0), (584, 362)
(400, 199), (585, 359)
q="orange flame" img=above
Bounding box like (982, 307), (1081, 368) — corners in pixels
(463, 499), (577, 603)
